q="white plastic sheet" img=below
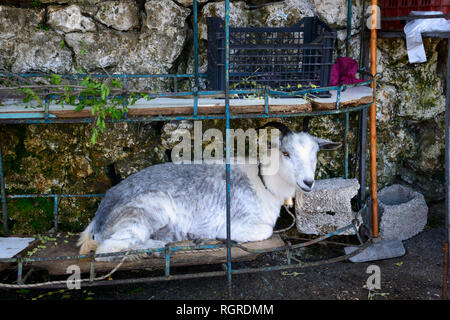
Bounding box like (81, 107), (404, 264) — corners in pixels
(404, 11), (450, 63)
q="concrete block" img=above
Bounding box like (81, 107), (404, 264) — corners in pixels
(295, 178), (360, 235)
(378, 184), (428, 241)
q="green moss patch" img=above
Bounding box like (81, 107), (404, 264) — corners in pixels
(6, 197), (53, 234)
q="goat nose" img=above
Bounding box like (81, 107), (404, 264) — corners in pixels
(303, 180), (314, 188)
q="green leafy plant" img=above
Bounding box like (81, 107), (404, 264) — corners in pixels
(367, 290), (389, 300)
(32, 0), (44, 8)
(35, 23), (50, 32)
(2, 71), (154, 145)
(79, 41), (87, 55)
(54, 75), (136, 144)
(19, 87), (42, 106)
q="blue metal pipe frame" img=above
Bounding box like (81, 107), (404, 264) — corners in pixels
(224, 0), (232, 295)
(0, 0), (377, 292)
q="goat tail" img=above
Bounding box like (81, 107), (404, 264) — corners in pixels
(77, 222), (99, 255)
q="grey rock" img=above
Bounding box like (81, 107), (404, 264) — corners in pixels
(378, 184), (428, 241)
(377, 38), (446, 121)
(296, 178), (360, 235)
(0, 6), (44, 35)
(376, 84), (397, 124)
(0, 6), (45, 69)
(399, 168), (445, 203)
(95, 0), (140, 31)
(144, 0), (191, 34)
(132, 31), (186, 73)
(313, 0), (362, 30)
(48, 5), (96, 33)
(175, 0), (210, 7)
(11, 31), (73, 74)
(199, 1), (249, 40)
(161, 120), (194, 149)
(65, 30), (138, 71)
(117, 0), (191, 84)
(255, 0), (315, 27)
(40, 0), (104, 4)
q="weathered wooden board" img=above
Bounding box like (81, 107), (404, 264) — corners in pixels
(0, 237), (38, 272)
(0, 97), (311, 118)
(0, 237), (35, 259)
(23, 234), (285, 275)
(311, 86), (373, 110)
(0, 87), (374, 117)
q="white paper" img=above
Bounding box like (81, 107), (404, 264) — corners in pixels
(404, 11), (450, 63)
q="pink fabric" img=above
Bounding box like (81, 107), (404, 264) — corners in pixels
(330, 57), (364, 86)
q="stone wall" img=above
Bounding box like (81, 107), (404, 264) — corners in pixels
(0, 0), (446, 234)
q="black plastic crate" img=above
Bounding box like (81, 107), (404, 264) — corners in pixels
(207, 17), (337, 97)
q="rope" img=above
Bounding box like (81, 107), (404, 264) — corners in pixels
(172, 246), (224, 255)
(0, 250), (130, 289)
(274, 193), (301, 234)
(274, 204), (296, 234)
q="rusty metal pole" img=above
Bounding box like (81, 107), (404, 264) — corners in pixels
(370, 0), (379, 238)
(444, 242), (448, 299)
(443, 35), (450, 300)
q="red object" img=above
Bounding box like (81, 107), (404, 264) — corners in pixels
(380, 0), (450, 30)
(330, 57), (364, 86)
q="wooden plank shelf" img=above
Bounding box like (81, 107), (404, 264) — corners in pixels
(0, 237), (38, 272)
(0, 97), (311, 119)
(5, 233), (285, 275)
(0, 86), (374, 120)
(310, 86), (373, 111)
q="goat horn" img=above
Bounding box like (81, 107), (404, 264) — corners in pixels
(258, 121), (293, 137)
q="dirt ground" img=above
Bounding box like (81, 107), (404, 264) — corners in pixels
(0, 201), (448, 301)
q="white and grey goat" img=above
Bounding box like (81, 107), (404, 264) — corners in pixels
(78, 122), (341, 260)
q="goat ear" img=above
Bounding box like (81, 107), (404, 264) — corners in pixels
(315, 137), (342, 151)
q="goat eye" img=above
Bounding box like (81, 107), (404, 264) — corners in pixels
(282, 152), (290, 158)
